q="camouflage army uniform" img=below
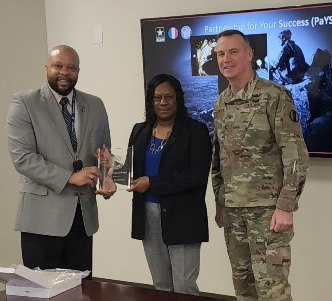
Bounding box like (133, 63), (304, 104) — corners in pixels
(212, 73), (309, 301)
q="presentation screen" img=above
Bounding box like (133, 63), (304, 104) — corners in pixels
(141, 3), (332, 157)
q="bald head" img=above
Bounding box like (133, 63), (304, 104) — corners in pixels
(46, 45), (80, 96)
(47, 45), (80, 66)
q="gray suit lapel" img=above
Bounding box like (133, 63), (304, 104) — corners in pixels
(75, 90), (89, 155)
(40, 84), (75, 158)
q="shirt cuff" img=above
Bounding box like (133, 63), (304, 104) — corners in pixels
(276, 194), (298, 212)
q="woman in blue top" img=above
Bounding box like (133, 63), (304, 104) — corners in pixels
(128, 74), (212, 295)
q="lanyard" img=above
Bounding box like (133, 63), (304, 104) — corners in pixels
(71, 94), (76, 135)
(71, 95), (79, 160)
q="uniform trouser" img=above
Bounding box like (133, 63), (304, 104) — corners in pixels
(143, 202), (201, 295)
(223, 207), (293, 301)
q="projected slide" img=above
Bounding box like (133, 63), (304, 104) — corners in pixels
(141, 4), (332, 156)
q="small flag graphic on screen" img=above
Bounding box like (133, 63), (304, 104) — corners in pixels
(155, 27), (165, 42)
(168, 27), (178, 39)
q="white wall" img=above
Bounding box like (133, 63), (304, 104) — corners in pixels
(0, 0), (47, 291)
(44, 1), (332, 300)
(1, 0), (331, 299)
(0, 0), (47, 263)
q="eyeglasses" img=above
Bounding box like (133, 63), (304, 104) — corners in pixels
(153, 94), (176, 104)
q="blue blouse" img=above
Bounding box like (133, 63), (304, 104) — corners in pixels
(144, 136), (163, 203)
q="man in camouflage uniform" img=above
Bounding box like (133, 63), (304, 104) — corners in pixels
(212, 30), (309, 301)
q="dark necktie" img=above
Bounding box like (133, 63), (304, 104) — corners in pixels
(60, 97), (77, 152)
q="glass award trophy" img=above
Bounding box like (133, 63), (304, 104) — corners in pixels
(97, 146), (133, 190)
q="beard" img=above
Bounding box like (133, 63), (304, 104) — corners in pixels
(47, 76), (78, 96)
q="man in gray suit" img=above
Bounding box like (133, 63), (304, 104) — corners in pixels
(6, 45), (115, 277)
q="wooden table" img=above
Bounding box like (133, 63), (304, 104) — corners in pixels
(0, 279), (234, 301)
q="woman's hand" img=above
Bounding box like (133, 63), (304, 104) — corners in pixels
(127, 176), (150, 193)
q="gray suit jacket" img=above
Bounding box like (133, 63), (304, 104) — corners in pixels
(7, 84), (111, 237)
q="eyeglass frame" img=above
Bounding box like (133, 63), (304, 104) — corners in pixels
(153, 93), (177, 104)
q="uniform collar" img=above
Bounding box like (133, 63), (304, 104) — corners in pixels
(224, 73), (259, 103)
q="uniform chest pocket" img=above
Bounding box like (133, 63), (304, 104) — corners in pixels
(248, 107), (270, 131)
(225, 105), (255, 138)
